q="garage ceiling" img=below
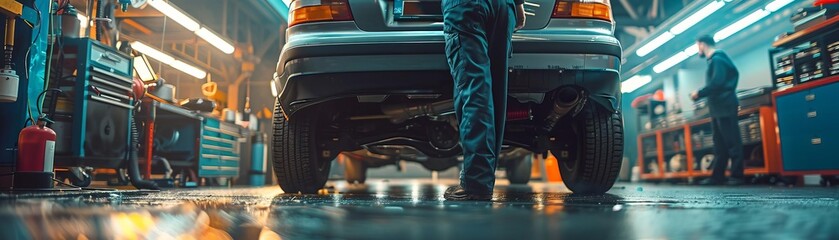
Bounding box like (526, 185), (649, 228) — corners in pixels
(610, 0), (692, 48)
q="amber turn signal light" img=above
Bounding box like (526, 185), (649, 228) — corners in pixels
(289, 0), (353, 27)
(552, 0), (612, 22)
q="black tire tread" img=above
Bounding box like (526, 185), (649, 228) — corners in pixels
(560, 104), (624, 194)
(272, 103), (327, 193)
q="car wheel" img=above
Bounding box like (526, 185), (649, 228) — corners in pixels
(553, 103), (623, 194)
(272, 104), (331, 194)
(344, 156), (368, 184)
(505, 154), (532, 185)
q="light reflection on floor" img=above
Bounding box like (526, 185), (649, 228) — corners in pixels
(1, 179), (838, 239)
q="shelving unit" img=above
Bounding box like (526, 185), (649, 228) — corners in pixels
(770, 15), (839, 177)
(638, 106), (781, 181)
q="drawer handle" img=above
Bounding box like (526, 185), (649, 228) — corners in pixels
(807, 111), (817, 118)
(805, 94), (815, 101)
(103, 52), (123, 63)
(811, 138), (822, 145)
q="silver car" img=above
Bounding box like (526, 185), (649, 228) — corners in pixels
(272, 0), (623, 194)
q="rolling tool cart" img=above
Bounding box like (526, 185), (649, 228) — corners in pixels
(43, 37), (135, 187)
(770, 15), (839, 185)
(140, 99), (246, 186)
(198, 115), (244, 185)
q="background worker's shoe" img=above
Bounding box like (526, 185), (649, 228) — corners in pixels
(697, 178), (725, 186)
(726, 178), (745, 186)
(444, 186), (492, 201)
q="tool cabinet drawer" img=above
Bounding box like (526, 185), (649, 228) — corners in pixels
(776, 81), (839, 171)
(90, 43), (132, 76)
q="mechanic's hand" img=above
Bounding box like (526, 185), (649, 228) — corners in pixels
(690, 91), (699, 101)
(515, 4), (526, 31)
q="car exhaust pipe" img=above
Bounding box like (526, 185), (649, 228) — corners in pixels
(381, 98), (536, 124)
(381, 100), (454, 123)
(543, 87), (583, 132)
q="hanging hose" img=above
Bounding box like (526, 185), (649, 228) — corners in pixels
(154, 156), (173, 179)
(127, 117), (159, 190)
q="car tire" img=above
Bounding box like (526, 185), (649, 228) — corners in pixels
(272, 104), (331, 194)
(505, 154), (532, 185)
(344, 157), (368, 184)
(554, 103), (623, 194)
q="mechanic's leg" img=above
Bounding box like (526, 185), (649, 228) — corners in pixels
(719, 116), (744, 178)
(487, 0), (515, 156)
(710, 117), (730, 181)
(443, 0), (497, 194)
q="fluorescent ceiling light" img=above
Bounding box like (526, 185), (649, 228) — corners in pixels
(683, 43), (699, 57)
(670, 1), (725, 34)
(131, 41), (174, 64)
(621, 75), (652, 93)
(170, 60), (207, 79)
(196, 28), (235, 54)
(636, 32), (675, 57)
(765, 0), (794, 12)
(653, 52), (690, 73)
(131, 41), (207, 79)
(147, 0), (200, 31)
(714, 9), (770, 42)
(146, 0), (236, 54)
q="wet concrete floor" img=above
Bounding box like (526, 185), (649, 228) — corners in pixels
(1, 180), (838, 239)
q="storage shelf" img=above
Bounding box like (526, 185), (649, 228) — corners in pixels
(774, 15), (839, 47)
(637, 106), (783, 182)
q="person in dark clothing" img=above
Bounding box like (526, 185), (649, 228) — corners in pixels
(690, 35), (744, 186)
(442, 0), (526, 200)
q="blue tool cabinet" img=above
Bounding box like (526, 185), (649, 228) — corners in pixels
(774, 77), (839, 173)
(198, 117), (243, 178)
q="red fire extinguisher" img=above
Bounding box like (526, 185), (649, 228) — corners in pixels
(14, 115), (57, 189)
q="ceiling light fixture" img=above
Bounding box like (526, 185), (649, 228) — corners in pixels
(714, 9), (770, 42)
(146, 0), (235, 54)
(131, 41), (207, 79)
(636, 32), (675, 57)
(170, 60), (208, 79)
(131, 41), (174, 64)
(683, 43), (699, 57)
(670, 1), (726, 34)
(146, 0), (200, 31)
(196, 28), (235, 54)
(621, 75), (652, 93)
(635, 1), (726, 57)
(653, 51), (690, 73)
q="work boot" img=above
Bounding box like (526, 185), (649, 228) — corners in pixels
(697, 178), (725, 186)
(444, 186), (492, 201)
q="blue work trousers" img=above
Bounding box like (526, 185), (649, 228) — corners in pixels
(443, 0), (515, 194)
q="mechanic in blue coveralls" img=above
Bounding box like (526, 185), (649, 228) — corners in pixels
(442, 0), (526, 200)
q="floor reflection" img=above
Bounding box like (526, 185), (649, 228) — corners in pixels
(0, 180), (837, 239)
(267, 182), (632, 239)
